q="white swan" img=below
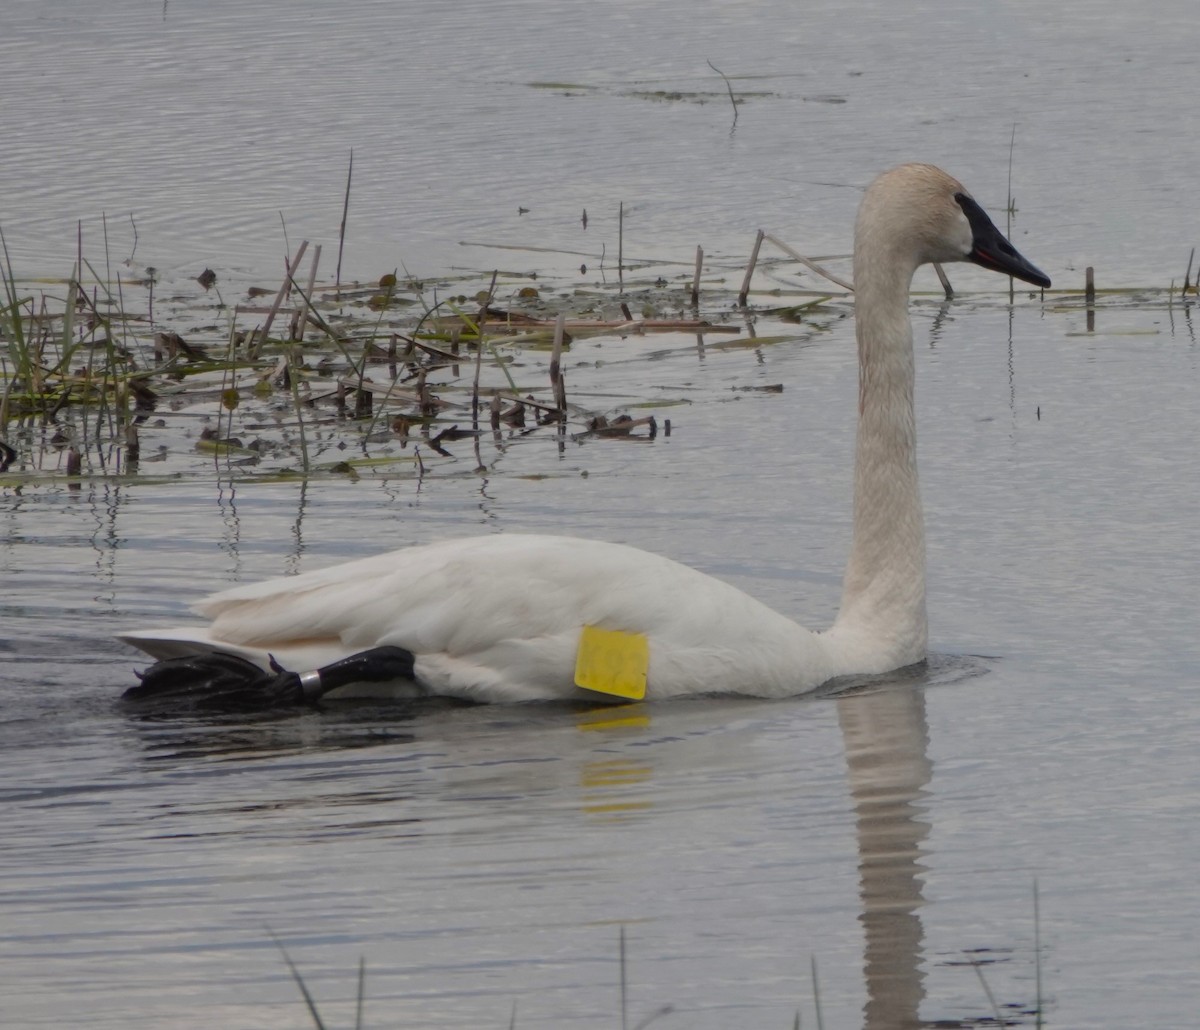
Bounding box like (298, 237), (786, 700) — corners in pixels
(120, 164), (1049, 706)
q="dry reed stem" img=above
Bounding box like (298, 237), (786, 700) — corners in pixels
(338, 379), (424, 407)
(494, 392), (559, 414)
(932, 262), (953, 298)
(762, 233), (855, 292)
(336, 149), (353, 300)
(291, 244), (322, 342)
(550, 311), (567, 415)
(706, 59), (739, 127)
(471, 271), (498, 431)
(580, 414), (657, 439)
(255, 242), (309, 356)
(461, 315), (741, 334)
(738, 229), (765, 305)
(618, 202), (625, 293)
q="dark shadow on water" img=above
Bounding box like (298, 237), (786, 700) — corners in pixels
(114, 651), (995, 765)
(120, 699), (436, 762)
(815, 650), (995, 701)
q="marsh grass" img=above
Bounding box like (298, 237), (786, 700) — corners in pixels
(272, 907), (1046, 1028)
(1, 219), (1189, 484)
(0, 247), (719, 483)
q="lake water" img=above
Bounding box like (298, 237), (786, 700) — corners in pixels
(3, 2), (1200, 1028)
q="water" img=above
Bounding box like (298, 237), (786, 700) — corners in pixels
(3, 0), (1199, 287)
(3, 2), (1200, 1028)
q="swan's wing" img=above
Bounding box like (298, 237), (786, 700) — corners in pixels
(121, 535), (835, 700)
(116, 627), (350, 672)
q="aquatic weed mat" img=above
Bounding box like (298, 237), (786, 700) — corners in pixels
(0, 253), (823, 489)
(1, 238), (1180, 491)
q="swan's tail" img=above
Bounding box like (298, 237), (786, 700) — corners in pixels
(122, 646), (417, 713)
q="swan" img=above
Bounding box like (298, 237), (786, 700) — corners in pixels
(120, 164), (1049, 708)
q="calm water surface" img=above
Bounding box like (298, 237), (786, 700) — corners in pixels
(3, 0), (1200, 286)
(3, 2), (1200, 1028)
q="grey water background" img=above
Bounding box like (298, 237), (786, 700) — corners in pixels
(2, 1), (1200, 1027)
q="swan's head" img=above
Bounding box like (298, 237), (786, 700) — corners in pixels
(858, 163), (1051, 289)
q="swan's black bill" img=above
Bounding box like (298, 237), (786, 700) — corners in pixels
(122, 645), (416, 713)
(954, 192), (1051, 289)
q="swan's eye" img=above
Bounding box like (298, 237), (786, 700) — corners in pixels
(954, 192), (996, 245)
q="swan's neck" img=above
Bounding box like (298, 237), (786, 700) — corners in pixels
(829, 246), (928, 669)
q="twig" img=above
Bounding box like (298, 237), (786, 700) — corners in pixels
(1034, 879), (1044, 1030)
(492, 392), (560, 414)
(278, 212), (291, 273)
(439, 314), (741, 334)
(706, 59), (739, 127)
(550, 311), (567, 415)
(633, 1005), (675, 1030)
(811, 955), (824, 1030)
(355, 956), (366, 1030)
(618, 201), (625, 293)
(1007, 124), (1018, 302)
(739, 229), (765, 305)
(965, 952), (1007, 1027)
(472, 271), (498, 420)
(268, 930), (328, 1030)
(293, 244), (322, 341)
(763, 233), (855, 292)
(1006, 123), (1017, 236)
(619, 925), (628, 1030)
(336, 148), (353, 300)
(287, 347), (311, 474)
(254, 241), (309, 356)
(933, 262), (953, 299)
(335, 378), (423, 407)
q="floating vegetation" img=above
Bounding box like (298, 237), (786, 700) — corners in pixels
(0, 232), (768, 487)
(2, 206), (1190, 489)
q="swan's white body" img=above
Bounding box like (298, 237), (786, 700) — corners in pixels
(121, 164), (1049, 703)
(127, 535), (850, 701)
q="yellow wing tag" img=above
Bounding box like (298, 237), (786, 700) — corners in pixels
(574, 626), (649, 701)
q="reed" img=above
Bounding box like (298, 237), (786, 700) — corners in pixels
(810, 955), (824, 1030)
(550, 311), (567, 416)
(739, 229), (765, 305)
(336, 149), (353, 300)
(1033, 879), (1044, 1030)
(760, 233), (854, 293)
(618, 201), (625, 292)
(266, 906), (1045, 1030)
(706, 59), (739, 127)
(0, 207), (1159, 488)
